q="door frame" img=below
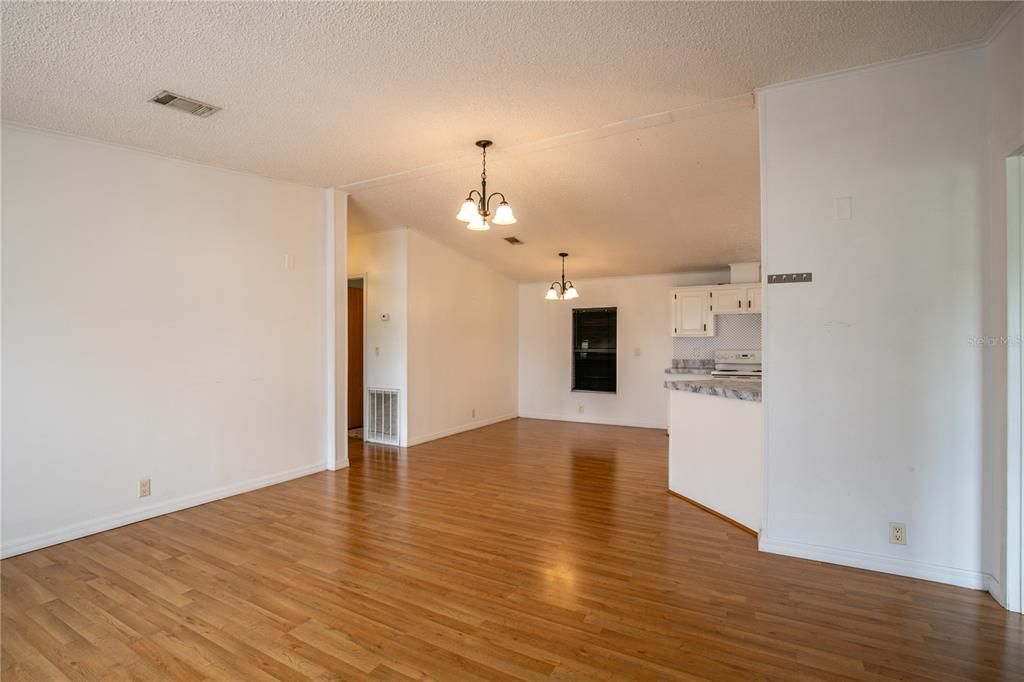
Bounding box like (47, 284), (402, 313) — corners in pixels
(347, 273), (368, 438)
(1007, 149), (1024, 612)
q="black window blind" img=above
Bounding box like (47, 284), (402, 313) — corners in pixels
(572, 307), (617, 393)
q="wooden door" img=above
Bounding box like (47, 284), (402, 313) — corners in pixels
(347, 286), (364, 429)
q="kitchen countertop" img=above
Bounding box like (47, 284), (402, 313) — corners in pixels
(664, 377), (762, 402)
(664, 359), (714, 375)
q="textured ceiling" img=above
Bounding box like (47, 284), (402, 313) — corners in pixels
(2, 1), (1011, 279)
(350, 96), (761, 281)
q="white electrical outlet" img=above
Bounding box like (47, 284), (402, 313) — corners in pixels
(578, 404), (585, 414)
(471, 408), (476, 419)
(889, 522), (906, 545)
(139, 478), (151, 498)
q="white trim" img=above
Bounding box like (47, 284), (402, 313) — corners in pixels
(345, 273), (369, 442)
(1, 463), (326, 559)
(756, 42), (984, 96)
(1007, 154), (1024, 612)
(758, 90), (771, 539)
(982, 3), (1024, 45)
(406, 415), (519, 447)
(516, 413), (667, 431)
(758, 535), (992, 591)
(988, 574), (1006, 607)
(331, 190), (350, 471)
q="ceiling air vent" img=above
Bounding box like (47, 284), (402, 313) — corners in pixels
(504, 236), (524, 245)
(149, 90), (221, 118)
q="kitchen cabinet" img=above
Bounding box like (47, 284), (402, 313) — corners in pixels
(710, 287), (746, 315)
(671, 283), (763, 336)
(672, 288), (713, 337)
(746, 286), (762, 313)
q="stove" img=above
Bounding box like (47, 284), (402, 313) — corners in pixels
(711, 350), (762, 379)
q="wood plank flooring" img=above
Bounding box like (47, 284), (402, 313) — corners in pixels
(3, 418), (1023, 680)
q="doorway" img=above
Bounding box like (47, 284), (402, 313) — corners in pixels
(348, 276), (365, 440)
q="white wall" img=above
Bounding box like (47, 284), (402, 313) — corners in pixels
(347, 229), (409, 445)
(759, 47), (994, 588)
(518, 270), (726, 429)
(985, 6), (1024, 609)
(1, 125), (331, 556)
(670, 390), (762, 531)
(407, 230), (518, 445)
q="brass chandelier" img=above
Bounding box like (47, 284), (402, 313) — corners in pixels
(546, 253), (579, 301)
(456, 140), (516, 231)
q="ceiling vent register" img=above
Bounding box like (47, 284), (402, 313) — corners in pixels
(149, 90), (221, 118)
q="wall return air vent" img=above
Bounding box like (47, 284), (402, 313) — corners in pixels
(149, 90), (221, 118)
(366, 388), (400, 445)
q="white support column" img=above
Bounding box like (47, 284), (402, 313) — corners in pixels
(325, 188), (350, 471)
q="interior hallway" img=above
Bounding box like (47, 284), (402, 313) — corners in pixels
(3, 419), (1022, 680)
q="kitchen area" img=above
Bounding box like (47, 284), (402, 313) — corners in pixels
(665, 263), (763, 534)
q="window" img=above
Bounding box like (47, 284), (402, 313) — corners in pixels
(572, 307), (617, 393)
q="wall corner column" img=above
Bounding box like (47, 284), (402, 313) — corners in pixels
(325, 188), (350, 471)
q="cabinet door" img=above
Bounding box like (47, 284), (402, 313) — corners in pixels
(711, 287), (746, 315)
(671, 290), (683, 336)
(673, 289), (712, 336)
(746, 286), (762, 313)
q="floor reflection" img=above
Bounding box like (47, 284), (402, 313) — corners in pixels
(351, 438), (406, 478)
(570, 440), (618, 540)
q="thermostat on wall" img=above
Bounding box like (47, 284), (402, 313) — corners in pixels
(379, 313), (390, 322)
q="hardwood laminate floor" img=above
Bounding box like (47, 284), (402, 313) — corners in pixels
(3, 418), (1023, 680)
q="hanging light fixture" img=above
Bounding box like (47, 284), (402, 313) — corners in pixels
(546, 253), (580, 301)
(456, 140), (516, 231)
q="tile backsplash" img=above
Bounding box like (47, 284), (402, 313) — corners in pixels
(672, 314), (761, 360)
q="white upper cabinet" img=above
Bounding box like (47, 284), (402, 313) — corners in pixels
(671, 283), (762, 336)
(710, 287), (746, 315)
(746, 286), (762, 313)
(672, 288), (714, 337)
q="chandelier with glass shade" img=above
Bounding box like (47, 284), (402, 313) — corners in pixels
(546, 253), (580, 301)
(456, 140), (516, 231)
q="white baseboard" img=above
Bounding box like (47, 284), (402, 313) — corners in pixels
(406, 414), (517, 447)
(517, 412), (667, 430)
(758, 535), (992, 590)
(1, 462), (326, 559)
(987, 573), (1007, 607)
